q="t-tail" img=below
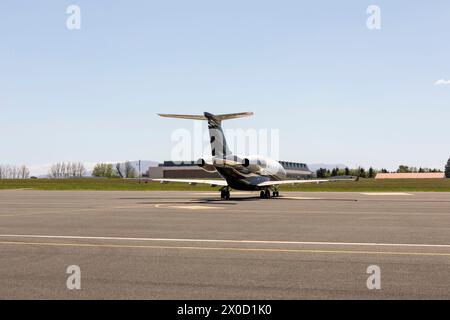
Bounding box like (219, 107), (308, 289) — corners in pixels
(158, 111), (253, 159)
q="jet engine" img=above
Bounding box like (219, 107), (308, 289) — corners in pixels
(241, 158), (260, 172)
(197, 158), (216, 172)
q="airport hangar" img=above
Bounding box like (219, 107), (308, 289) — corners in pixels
(147, 160), (314, 179)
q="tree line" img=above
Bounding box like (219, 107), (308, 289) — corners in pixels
(48, 162), (86, 178)
(91, 162), (137, 178)
(396, 165), (442, 173)
(445, 159), (450, 178)
(315, 167), (379, 178)
(316, 165), (444, 179)
(0, 165), (30, 179)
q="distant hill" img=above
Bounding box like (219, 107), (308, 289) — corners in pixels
(308, 163), (348, 171)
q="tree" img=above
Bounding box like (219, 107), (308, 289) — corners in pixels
(316, 168), (327, 178)
(397, 165), (410, 173)
(49, 162), (85, 178)
(331, 167), (338, 177)
(344, 167), (350, 176)
(114, 162), (136, 178)
(446, 158), (450, 178)
(92, 164), (101, 177)
(18, 165), (30, 179)
(92, 163), (114, 178)
(74, 162), (86, 177)
(61, 162), (67, 178)
(105, 164), (113, 177)
(0, 165), (30, 179)
(124, 161), (137, 178)
(368, 167), (376, 178)
(358, 167), (366, 178)
(115, 163), (124, 178)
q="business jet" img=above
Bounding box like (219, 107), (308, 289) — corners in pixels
(154, 112), (348, 199)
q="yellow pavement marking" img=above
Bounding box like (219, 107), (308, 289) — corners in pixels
(281, 196), (322, 200)
(0, 212), (58, 217)
(0, 206), (114, 217)
(155, 204), (224, 210)
(0, 209), (97, 217)
(1, 240), (450, 257)
(113, 204), (162, 209)
(0, 203), (234, 217)
(172, 206), (224, 210)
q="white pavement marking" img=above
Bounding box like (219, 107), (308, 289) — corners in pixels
(196, 194), (322, 200)
(0, 234), (449, 249)
(360, 192), (412, 196)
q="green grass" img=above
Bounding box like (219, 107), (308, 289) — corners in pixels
(0, 178), (449, 192)
(280, 178), (450, 192)
(0, 178), (216, 191)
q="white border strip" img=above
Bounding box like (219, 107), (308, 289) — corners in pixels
(0, 234), (449, 248)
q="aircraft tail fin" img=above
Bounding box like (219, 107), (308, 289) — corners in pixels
(158, 111), (253, 159)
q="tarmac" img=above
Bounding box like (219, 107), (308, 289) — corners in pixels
(0, 190), (450, 299)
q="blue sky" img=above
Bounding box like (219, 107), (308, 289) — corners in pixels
(1, 1), (449, 174)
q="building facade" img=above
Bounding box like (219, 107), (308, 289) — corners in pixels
(148, 160), (314, 179)
(278, 161), (314, 179)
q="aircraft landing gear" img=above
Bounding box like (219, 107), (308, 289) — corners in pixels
(260, 189), (279, 199)
(260, 189), (271, 199)
(220, 187), (230, 200)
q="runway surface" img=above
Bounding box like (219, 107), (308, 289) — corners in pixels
(0, 190), (450, 299)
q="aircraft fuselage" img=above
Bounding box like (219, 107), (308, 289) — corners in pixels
(205, 155), (287, 191)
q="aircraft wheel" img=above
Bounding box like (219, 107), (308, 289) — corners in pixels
(221, 189), (230, 200)
(223, 189), (230, 200)
(273, 191), (279, 197)
(260, 191), (265, 198)
(265, 189), (270, 199)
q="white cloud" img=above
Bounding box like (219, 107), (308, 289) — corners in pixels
(434, 79), (450, 86)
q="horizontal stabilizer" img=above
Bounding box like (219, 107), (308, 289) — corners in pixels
(158, 112), (253, 121)
(214, 112), (253, 121)
(158, 114), (207, 120)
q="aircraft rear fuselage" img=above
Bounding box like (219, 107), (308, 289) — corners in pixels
(213, 155), (286, 191)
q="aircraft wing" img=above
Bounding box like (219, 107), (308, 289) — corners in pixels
(151, 178), (228, 187)
(257, 179), (354, 187)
